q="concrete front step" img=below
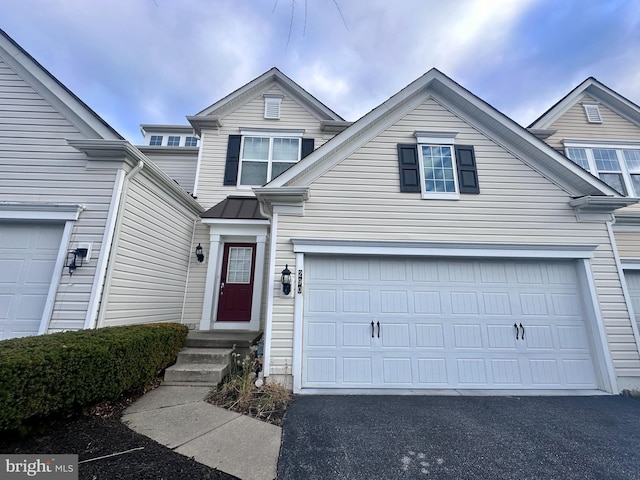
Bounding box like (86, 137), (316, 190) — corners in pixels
(177, 347), (232, 365)
(164, 362), (229, 384)
(186, 330), (263, 349)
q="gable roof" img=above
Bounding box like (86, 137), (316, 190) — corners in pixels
(0, 29), (122, 140)
(194, 67), (344, 122)
(529, 77), (640, 130)
(260, 68), (621, 198)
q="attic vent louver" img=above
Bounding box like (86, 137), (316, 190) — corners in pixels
(264, 95), (283, 119)
(583, 104), (602, 123)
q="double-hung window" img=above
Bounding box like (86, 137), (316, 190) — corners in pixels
(419, 145), (458, 197)
(566, 145), (640, 196)
(149, 135), (163, 146)
(185, 136), (198, 147)
(167, 135), (181, 147)
(239, 134), (301, 186)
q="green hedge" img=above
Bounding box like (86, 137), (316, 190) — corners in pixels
(0, 323), (187, 431)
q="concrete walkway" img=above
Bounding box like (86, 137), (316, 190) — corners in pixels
(122, 385), (281, 480)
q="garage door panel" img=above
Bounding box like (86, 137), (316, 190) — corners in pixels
(307, 322), (335, 346)
(303, 256), (599, 391)
(491, 359), (522, 384)
(415, 324), (445, 347)
(380, 323), (410, 348)
(0, 223), (63, 339)
(0, 260), (24, 283)
(417, 358), (448, 384)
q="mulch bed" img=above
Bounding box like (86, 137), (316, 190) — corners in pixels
(0, 393), (238, 480)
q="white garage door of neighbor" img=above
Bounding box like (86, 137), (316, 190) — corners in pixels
(0, 223), (64, 339)
(624, 270), (640, 332)
(303, 256), (599, 391)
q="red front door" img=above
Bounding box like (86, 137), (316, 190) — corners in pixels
(216, 243), (256, 322)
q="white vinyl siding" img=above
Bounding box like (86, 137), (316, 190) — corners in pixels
(267, 97), (638, 385)
(142, 150), (198, 193)
(544, 94), (640, 150)
(0, 57), (118, 333)
(100, 170), (200, 326)
(195, 85), (330, 208)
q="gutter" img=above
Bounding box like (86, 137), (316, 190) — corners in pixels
(257, 198), (277, 378)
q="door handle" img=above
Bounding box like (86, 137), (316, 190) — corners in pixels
(371, 321), (374, 338)
(519, 323), (525, 340)
(514, 323), (519, 340)
(377, 321), (380, 338)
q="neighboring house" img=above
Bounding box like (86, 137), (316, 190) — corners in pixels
(529, 77), (640, 380)
(0, 29), (203, 340)
(141, 66), (640, 395)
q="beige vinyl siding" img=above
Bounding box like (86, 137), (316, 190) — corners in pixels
(142, 150), (198, 193)
(614, 230), (640, 259)
(181, 222), (209, 326)
(544, 94), (640, 150)
(268, 97), (640, 382)
(196, 85), (329, 208)
(0, 57), (118, 333)
(101, 170), (200, 326)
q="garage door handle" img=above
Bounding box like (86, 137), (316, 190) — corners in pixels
(377, 321), (381, 338)
(371, 321), (374, 338)
(519, 323), (525, 340)
(514, 323), (519, 340)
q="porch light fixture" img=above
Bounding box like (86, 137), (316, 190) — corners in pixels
(195, 243), (205, 263)
(281, 264), (292, 295)
(65, 247), (89, 276)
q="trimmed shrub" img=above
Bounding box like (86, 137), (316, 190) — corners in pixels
(0, 323), (187, 431)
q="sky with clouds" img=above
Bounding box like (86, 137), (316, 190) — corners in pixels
(2, 0), (638, 143)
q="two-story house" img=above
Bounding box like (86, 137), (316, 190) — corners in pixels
(141, 68), (640, 395)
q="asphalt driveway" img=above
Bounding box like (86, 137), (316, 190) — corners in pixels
(278, 395), (640, 479)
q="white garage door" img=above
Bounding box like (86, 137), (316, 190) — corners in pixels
(0, 223), (63, 339)
(303, 256), (598, 391)
(624, 270), (640, 331)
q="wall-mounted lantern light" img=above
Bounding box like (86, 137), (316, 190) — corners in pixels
(65, 247), (89, 276)
(195, 243), (205, 263)
(281, 264), (292, 296)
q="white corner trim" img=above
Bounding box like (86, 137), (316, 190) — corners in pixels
(608, 222), (640, 360)
(38, 220), (75, 335)
(0, 203), (83, 221)
(576, 256), (619, 393)
(84, 169), (126, 329)
(263, 212), (278, 377)
(192, 130), (205, 197)
(292, 252), (304, 393)
(290, 239), (597, 259)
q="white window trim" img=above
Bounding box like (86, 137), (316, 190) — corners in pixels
(167, 135), (181, 147)
(418, 143), (460, 200)
(565, 143), (640, 197)
(237, 131), (303, 187)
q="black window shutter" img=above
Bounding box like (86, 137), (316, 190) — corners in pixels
(455, 145), (480, 194)
(301, 138), (314, 159)
(397, 144), (421, 192)
(223, 135), (242, 186)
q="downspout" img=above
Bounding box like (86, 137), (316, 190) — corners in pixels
(181, 217), (199, 325)
(606, 219), (640, 358)
(259, 200), (277, 378)
(93, 160), (144, 328)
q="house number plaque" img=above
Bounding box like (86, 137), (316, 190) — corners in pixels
(298, 269), (303, 294)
